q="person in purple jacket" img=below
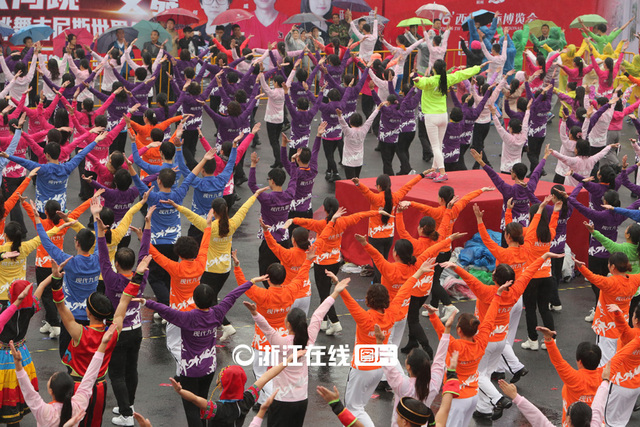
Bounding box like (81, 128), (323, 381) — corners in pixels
(202, 92), (259, 146)
(471, 149), (544, 233)
(97, 201), (151, 426)
(135, 279), (253, 426)
(281, 123), (324, 224)
(571, 164), (625, 211)
(249, 151), (298, 282)
(87, 83), (139, 153)
(323, 67), (369, 122)
(283, 84), (323, 155)
(371, 89), (404, 176)
(442, 106), (467, 172)
(111, 63), (162, 125)
(88, 168), (141, 229)
(318, 88), (346, 182)
(42, 69), (100, 108)
(524, 81), (554, 176)
(177, 80), (217, 169)
(454, 87), (495, 169)
(397, 84), (421, 175)
(283, 55), (322, 104)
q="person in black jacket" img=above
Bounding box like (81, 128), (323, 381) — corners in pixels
(460, 37), (484, 67)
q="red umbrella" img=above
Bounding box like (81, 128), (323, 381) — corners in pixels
(52, 28), (93, 56)
(212, 9), (254, 26)
(151, 8), (199, 29)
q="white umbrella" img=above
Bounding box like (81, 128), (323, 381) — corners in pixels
(416, 3), (451, 19)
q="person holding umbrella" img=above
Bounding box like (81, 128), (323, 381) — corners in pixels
(467, 11), (501, 51)
(107, 29), (134, 78)
(579, 17), (633, 53)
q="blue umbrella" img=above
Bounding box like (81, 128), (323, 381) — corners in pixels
(10, 24), (53, 45)
(0, 23), (14, 38)
(96, 26), (139, 53)
(461, 10), (495, 31)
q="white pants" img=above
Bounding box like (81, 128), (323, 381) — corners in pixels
(497, 297), (525, 374)
(446, 395), (478, 427)
(388, 318), (407, 348)
(596, 335), (618, 367)
(165, 323), (182, 376)
(291, 295), (310, 316)
(253, 349), (273, 405)
(344, 367), (383, 427)
(604, 383), (640, 426)
(424, 113), (449, 170)
(477, 340), (508, 413)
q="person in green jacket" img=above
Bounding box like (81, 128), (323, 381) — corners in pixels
(413, 60), (484, 183)
(586, 222), (640, 273)
(579, 17), (633, 53)
(512, 23), (530, 71)
(530, 27), (566, 59)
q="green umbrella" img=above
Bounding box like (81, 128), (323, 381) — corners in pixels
(132, 20), (173, 52)
(397, 17), (432, 28)
(528, 19), (558, 38)
(570, 14), (607, 29)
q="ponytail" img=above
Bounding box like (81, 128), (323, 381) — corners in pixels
(323, 197), (339, 222)
(433, 59), (448, 96)
(394, 239), (417, 266)
(609, 252), (632, 273)
(287, 308), (309, 348)
(418, 216), (439, 241)
(529, 204), (552, 243)
(58, 391), (73, 427)
(604, 57), (614, 88)
(99, 208), (115, 245)
(406, 348), (431, 402)
(50, 371), (75, 427)
(626, 224), (640, 260)
(5, 222), (22, 252)
(212, 198), (230, 238)
(376, 175), (393, 224)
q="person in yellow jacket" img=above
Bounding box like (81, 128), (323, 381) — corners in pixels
(163, 187), (267, 341)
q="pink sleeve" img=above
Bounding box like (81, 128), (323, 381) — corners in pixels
(16, 368), (52, 421)
(307, 296), (335, 344)
(72, 352), (105, 411)
(382, 361), (413, 397)
(426, 333), (450, 406)
(252, 313), (287, 346)
(236, 134), (254, 163)
(248, 415), (264, 427)
(512, 395), (554, 427)
(590, 381), (609, 427)
(200, 136), (212, 152)
(0, 304), (17, 333)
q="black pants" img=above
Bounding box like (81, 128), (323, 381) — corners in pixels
(201, 271), (231, 325)
(250, 106), (260, 145)
(267, 399), (308, 427)
(418, 118), (433, 161)
(108, 327), (142, 418)
(527, 136), (546, 174)
(187, 224), (204, 246)
(553, 173), (565, 184)
(369, 236), (393, 284)
(258, 239), (290, 287)
(110, 132), (127, 154)
(397, 131), (415, 174)
(314, 262), (340, 323)
(458, 144), (470, 170)
(362, 94), (374, 121)
(178, 373), (214, 427)
(148, 244), (178, 306)
(430, 251), (453, 307)
(550, 256), (563, 307)
(288, 209), (313, 233)
(234, 151), (247, 182)
(344, 166), (362, 179)
(471, 122), (491, 169)
(589, 146), (605, 176)
(522, 277), (555, 340)
(2, 176), (26, 234)
(118, 234), (132, 249)
(380, 142), (397, 176)
(182, 129), (199, 170)
(36, 267), (59, 327)
(323, 138), (341, 174)
(445, 160), (465, 172)
(406, 295), (433, 358)
(588, 255), (609, 305)
(210, 95), (221, 113)
(60, 318), (90, 359)
(267, 122), (284, 167)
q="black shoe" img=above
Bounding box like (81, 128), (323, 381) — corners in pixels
(472, 411), (492, 420)
(375, 380), (391, 392)
(400, 340), (419, 354)
(252, 403), (261, 412)
(491, 397), (512, 420)
(423, 156), (433, 163)
(329, 172), (341, 183)
(491, 371), (506, 381)
(235, 176), (248, 186)
(634, 402), (640, 412)
(510, 367), (528, 384)
(541, 170), (547, 176)
(325, 171), (332, 181)
(270, 163), (283, 169)
(421, 343), (434, 360)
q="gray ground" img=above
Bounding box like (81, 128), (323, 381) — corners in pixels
(15, 101), (640, 426)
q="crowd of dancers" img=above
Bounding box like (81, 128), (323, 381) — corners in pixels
(0, 8), (640, 427)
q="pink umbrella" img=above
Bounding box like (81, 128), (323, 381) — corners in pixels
(151, 8), (199, 29)
(212, 9), (254, 26)
(52, 28), (93, 56)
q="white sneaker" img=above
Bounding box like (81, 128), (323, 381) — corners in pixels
(549, 304), (562, 312)
(153, 312), (162, 321)
(219, 324), (236, 341)
(585, 308), (595, 322)
(440, 305), (457, 323)
(409, 169), (417, 175)
(39, 322), (51, 334)
(325, 322), (342, 336)
(541, 342), (547, 350)
(112, 406), (133, 415)
(161, 319), (167, 325)
(111, 415), (134, 426)
(521, 338), (539, 351)
(49, 326), (61, 339)
(320, 320), (329, 331)
(421, 310), (431, 317)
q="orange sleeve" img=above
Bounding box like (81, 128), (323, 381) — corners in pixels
(388, 276), (418, 321)
(3, 177), (31, 218)
(393, 175), (423, 200)
(292, 218), (326, 233)
(474, 295), (501, 350)
(264, 230), (293, 265)
(340, 289), (371, 326)
(69, 199), (92, 220)
(524, 213), (541, 245)
(545, 339), (583, 384)
(477, 223), (507, 260)
(628, 74), (640, 85)
(396, 210), (415, 241)
(505, 208), (514, 225)
(355, 182), (379, 205)
(418, 236), (452, 261)
(506, 257), (546, 302)
(336, 210), (380, 230)
(548, 210), (559, 241)
(149, 245), (176, 273)
(158, 116), (183, 130)
(411, 201), (439, 217)
(363, 243), (395, 278)
(21, 201), (36, 227)
(195, 228), (212, 269)
(454, 266), (496, 303)
(578, 265), (614, 293)
(234, 265), (248, 285)
(437, 209), (454, 236)
(613, 310), (637, 346)
(452, 189), (483, 218)
(129, 120), (144, 134)
(428, 312), (446, 339)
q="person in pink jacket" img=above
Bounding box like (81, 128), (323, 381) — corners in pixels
(13, 324), (118, 427)
(549, 141), (617, 187)
(588, 40), (628, 95)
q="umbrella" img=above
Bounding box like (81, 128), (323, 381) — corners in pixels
(151, 8), (199, 29)
(52, 28), (93, 55)
(10, 24), (53, 45)
(397, 17), (432, 28)
(284, 13), (325, 25)
(95, 26), (139, 53)
(212, 9), (254, 26)
(333, 0), (372, 13)
(570, 14), (607, 29)
(528, 19), (558, 38)
(362, 14), (389, 25)
(0, 23), (14, 38)
(415, 3), (450, 19)
(132, 21), (172, 52)
(461, 10), (495, 32)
